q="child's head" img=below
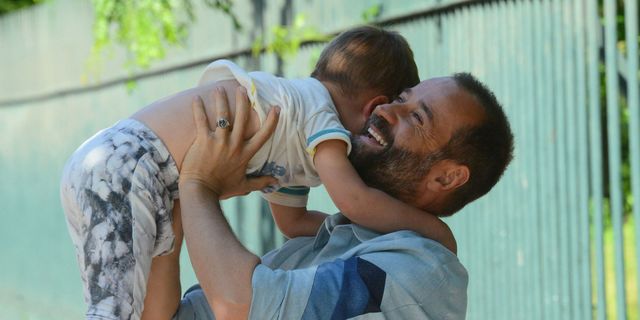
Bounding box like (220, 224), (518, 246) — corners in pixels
(311, 25), (419, 100)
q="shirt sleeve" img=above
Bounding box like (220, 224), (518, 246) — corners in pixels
(303, 110), (352, 158)
(249, 256), (391, 319)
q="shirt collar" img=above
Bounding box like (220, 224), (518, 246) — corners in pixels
(312, 213), (383, 249)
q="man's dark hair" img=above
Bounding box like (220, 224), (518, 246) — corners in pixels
(437, 73), (514, 216)
(311, 25), (419, 99)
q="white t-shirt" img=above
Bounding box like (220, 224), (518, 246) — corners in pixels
(199, 60), (352, 207)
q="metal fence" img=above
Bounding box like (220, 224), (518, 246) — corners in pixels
(0, 0), (638, 319)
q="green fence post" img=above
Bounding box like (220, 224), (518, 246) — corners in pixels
(561, 0), (580, 317)
(528, 1), (545, 318)
(604, 0), (627, 318)
(587, 0), (607, 318)
(573, 0), (594, 319)
(550, 0), (570, 318)
(625, 0), (640, 315)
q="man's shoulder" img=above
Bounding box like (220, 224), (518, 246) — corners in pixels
(357, 229), (463, 268)
(354, 230), (468, 319)
(324, 220), (466, 276)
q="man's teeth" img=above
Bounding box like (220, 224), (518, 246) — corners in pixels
(367, 127), (388, 147)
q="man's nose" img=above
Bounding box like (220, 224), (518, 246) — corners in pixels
(374, 103), (399, 125)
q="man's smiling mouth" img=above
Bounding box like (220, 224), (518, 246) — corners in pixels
(367, 126), (388, 147)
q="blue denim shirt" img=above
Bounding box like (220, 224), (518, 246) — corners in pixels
(173, 214), (468, 319)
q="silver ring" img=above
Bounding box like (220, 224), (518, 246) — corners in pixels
(217, 117), (230, 129)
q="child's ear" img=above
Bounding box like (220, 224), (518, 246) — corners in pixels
(363, 95), (389, 118)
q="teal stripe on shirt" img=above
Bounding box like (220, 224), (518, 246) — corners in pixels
(278, 186), (311, 196)
(306, 128), (351, 146)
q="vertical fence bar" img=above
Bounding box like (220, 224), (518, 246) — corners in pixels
(441, 12), (450, 76)
(460, 6), (470, 70)
(551, 0), (571, 317)
(498, 3), (510, 319)
(504, 2), (515, 318)
(533, 2), (544, 318)
(625, 0), (640, 315)
(514, 2), (524, 314)
(573, 0), (594, 319)
(531, 1), (546, 319)
(540, 0), (559, 319)
(587, 0), (607, 317)
(521, 1), (539, 318)
(518, 2), (531, 318)
(562, 0), (582, 317)
(604, 0), (627, 318)
(435, 13), (445, 77)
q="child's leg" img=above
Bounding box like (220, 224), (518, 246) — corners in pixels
(141, 201), (184, 320)
(60, 120), (179, 320)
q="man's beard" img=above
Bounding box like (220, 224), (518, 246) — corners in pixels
(349, 114), (442, 205)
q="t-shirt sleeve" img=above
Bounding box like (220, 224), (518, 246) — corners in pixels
(249, 256), (390, 319)
(303, 110), (352, 158)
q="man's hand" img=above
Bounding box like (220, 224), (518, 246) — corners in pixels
(178, 86), (279, 319)
(179, 86), (279, 199)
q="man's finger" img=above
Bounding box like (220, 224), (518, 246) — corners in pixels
(213, 87), (231, 139)
(245, 106), (280, 158)
(191, 96), (208, 137)
(231, 87), (249, 148)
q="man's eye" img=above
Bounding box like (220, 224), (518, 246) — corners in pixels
(412, 111), (423, 125)
(395, 96), (406, 103)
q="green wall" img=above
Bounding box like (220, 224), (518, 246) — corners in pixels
(2, 0), (638, 319)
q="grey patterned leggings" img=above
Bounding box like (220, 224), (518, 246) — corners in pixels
(60, 119), (179, 320)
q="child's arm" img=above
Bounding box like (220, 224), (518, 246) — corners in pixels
(268, 202), (328, 239)
(314, 140), (457, 253)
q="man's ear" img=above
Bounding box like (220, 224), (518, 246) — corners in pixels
(362, 95), (389, 118)
(426, 160), (470, 192)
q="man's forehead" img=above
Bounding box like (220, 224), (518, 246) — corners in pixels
(409, 77), (484, 129)
(401, 77), (461, 115)
(407, 77), (457, 98)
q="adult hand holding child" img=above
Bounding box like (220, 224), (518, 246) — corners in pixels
(179, 87), (280, 199)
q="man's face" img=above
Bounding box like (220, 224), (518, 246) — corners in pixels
(349, 77), (483, 207)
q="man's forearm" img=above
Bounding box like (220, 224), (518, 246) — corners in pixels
(180, 181), (260, 319)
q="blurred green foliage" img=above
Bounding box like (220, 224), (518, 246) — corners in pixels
(87, 1), (384, 72)
(597, 0), (639, 220)
(87, 0), (241, 73)
(251, 3), (383, 66)
(0, 0), (44, 15)
(361, 3), (381, 23)
(251, 13), (330, 61)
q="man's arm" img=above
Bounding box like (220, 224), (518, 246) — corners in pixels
(268, 202), (328, 238)
(179, 87), (279, 319)
(180, 182), (258, 319)
(313, 140), (457, 253)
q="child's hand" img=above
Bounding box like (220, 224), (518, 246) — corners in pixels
(432, 218), (457, 254)
(179, 87), (279, 199)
